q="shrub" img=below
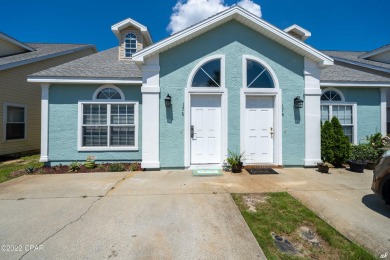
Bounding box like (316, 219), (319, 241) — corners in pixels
(69, 161), (81, 172)
(350, 144), (378, 162)
(366, 133), (386, 158)
(109, 163), (125, 172)
(129, 162), (141, 171)
(331, 117), (351, 167)
(321, 121), (335, 163)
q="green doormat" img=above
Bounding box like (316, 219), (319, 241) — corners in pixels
(192, 169), (223, 176)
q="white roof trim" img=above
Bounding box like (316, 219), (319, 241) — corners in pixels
(0, 45), (96, 71)
(333, 57), (390, 74)
(321, 81), (390, 88)
(0, 32), (35, 52)
(132, 6), (333, 67)
(359, 45), (390, 59)
(111, 18), (153, 46)
(27, 77), (142, 85)
(284, 24), (311, 41)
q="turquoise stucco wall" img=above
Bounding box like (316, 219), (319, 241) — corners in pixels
(48, 85), (142, 165)
(338, 88), (381, 142)
(159, 20), (305, 167)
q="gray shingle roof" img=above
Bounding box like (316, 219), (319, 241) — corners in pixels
(30, 47), (142, 79)
(0, 43), (95, 70)
(321, 50), (390, 83)
(322, 50), (390, 72)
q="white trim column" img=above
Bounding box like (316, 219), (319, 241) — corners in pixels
(304, 58), (322, 166)
(141, 55), (160, 169)
(40, 83), (50, 162)
(380, 88), (387, 136)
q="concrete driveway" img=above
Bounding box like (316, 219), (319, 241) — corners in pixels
(0, 172), (265, 260)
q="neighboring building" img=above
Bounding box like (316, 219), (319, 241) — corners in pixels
(0, 32), (96, 156)
(320, 45), (390, 135)
(28, 6), (390, 169)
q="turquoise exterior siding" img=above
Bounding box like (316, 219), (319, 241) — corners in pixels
(159, 20), (305, 167)
(48, 85), (142, 165)
(339, 88), (381, 142)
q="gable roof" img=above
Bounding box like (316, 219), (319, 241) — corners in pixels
(0, 32), (35, 53)
(324, 50), (390, 74)
(28, 47), (142, 83)
(133, 6), (333, 67)
(359, 44), (390, 59)
(111, 18), (153, 46)
(0, 43), (96, 71)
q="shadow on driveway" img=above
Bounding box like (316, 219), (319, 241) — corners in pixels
(362, 194), (390, 218)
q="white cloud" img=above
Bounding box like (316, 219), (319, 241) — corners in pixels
(167, 0), (262, 34)
(237, 0), (261, 17)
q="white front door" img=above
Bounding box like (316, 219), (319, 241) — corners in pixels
(245, 96), (274, 164)
(190, 95), (221, 164)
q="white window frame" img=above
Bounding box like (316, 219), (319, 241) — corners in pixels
(3, 103), (27, 142)
(124, 33), (137, 58)
(188, 55), (225, 90)
(77, 101), (139, 151)
(93, 85), (125, 101)
(321, 88), (357, 144)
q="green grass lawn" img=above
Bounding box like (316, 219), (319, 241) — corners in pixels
(232, 192), (375, 260)
(0, 154), (43, 183)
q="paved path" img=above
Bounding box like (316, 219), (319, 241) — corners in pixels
(0, 172), (265, 260)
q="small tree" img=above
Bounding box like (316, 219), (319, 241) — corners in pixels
(321, 121), (335, 163)
(331, 117), (351, 167)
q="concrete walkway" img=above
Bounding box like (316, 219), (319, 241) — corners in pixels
(0, 172), (265, 260)
(0, 168), (388, 259)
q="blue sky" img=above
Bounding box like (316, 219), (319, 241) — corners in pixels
(1, 0), (389, 52)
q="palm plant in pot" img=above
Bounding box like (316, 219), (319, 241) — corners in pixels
(227, 150), (245, 173)
(348, 144), (377, 173)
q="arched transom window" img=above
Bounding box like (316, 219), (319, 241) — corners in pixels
(246, 60), (274, 88)
(192, 59), (221, 87)
(124, 33), (137, 58)
(320, 89), (356, 143)
(96, 87), (122, 100)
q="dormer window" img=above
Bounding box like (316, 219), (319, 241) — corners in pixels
(124, 33), (137, 57)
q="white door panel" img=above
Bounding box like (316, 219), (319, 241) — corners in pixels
(245, 96), (274, 163)
(191, 95), (221, 164)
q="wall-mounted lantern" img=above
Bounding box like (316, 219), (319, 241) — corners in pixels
(294, 96), (304, 108)
(164, 94), (172, 107)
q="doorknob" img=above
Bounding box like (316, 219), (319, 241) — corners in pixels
(270, 127), (274, 138)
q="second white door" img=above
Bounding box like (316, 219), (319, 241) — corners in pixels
(245, 96), (274, 164)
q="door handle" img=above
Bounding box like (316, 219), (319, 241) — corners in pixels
(270, 127), (274, 138)
(191, 125), (195, 139)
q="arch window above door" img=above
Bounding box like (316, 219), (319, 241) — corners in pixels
(246, 60), (274, 88)
(192, 59), (221, 87)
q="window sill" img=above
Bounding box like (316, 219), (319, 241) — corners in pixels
(78, 147), (139, 152)
(3, 138), (27, 143)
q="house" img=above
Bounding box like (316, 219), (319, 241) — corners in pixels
(27, 6), (390, 169)
(0, 32), (96, 157)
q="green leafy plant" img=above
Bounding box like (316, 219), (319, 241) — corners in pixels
(321, 121), (335, 164)
(129, 162), (141, 171)
(350, 144), (378, 162)
(68, 161), (81, 172)
(109, 163), (125, 172)
(366, 133), (387, 158)
(25, 167), (36, 174)
(330, 117), (351, 167)
(227, 150), (244, 166)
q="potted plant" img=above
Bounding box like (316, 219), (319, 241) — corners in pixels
(84, 155), (96, 169)
(317, 161), (332, 173)
(227, 150), (244, 173)
(348, 144), (376, 173)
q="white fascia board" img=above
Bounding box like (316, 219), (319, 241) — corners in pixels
(133, 6), (333, 67)
(0, 45), (96, 71)
(359, 45), (390, 59)
(320, 81), (390, 88)
(27, 77), (142, 85)
(0, 32), (35, 52)
(332, 57), (390, 73)
(111, 18), (153, 45)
